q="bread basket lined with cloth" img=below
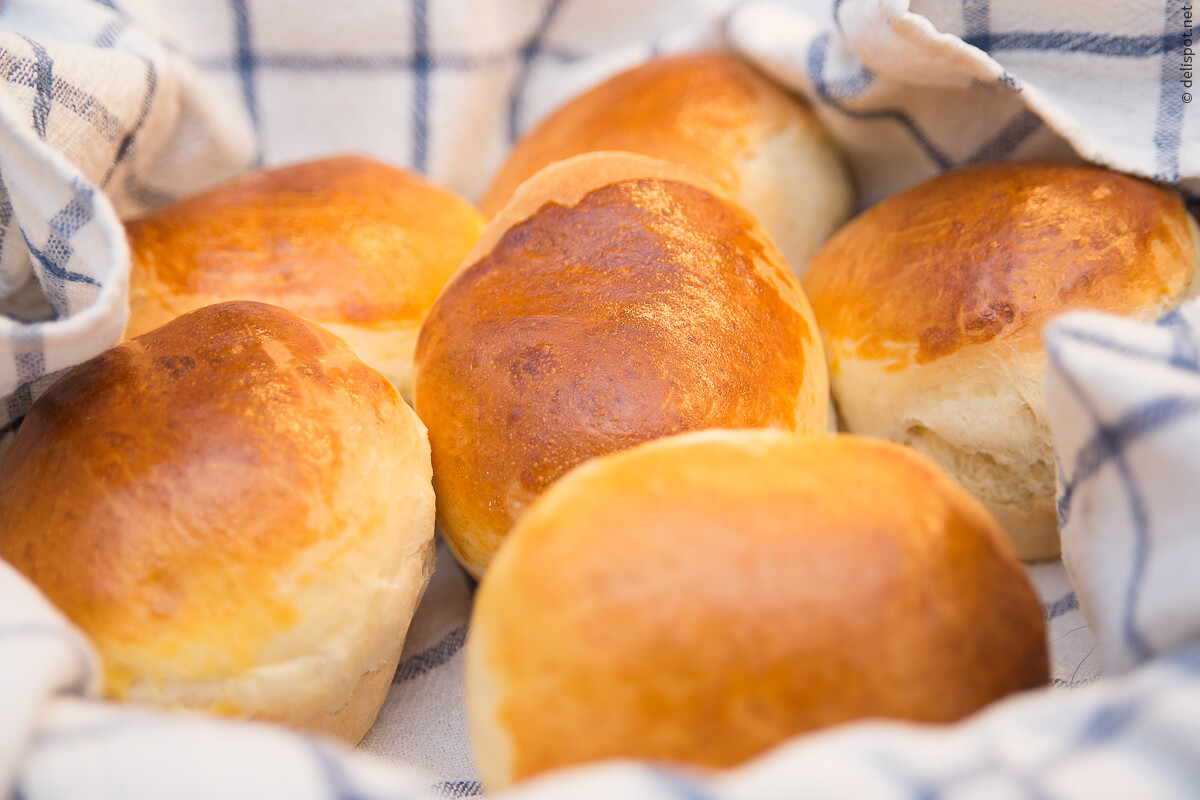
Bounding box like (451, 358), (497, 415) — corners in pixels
(2, 0), (1199, 798)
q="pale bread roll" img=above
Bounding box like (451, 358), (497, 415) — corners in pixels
(0, 301), (436, 744)
(467, 430), (1049, 790)
(802, 161), (1200, 560)
(414, 152), (830, 577)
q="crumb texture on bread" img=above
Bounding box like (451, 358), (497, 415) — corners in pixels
(0, 301), (436, 744)
(802, 162), (1200, 560)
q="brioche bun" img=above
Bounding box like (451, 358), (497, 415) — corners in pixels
(467, 430), (1049, 790)
(124, 154), (486, 400)
(0, 301), (436, 744)
(481, 51), (855, 275)
(802, 161), (1200, 560)
(414, 152), (830, 578)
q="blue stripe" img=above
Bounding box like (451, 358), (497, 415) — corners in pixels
(962, 0), (990, 51)
(231, 0), (262, 164)
(1055, 471), (1074, 529)
(807, 33), (953, 170)
(1077, 700), (1139, 745)
(0, 49), (123, 141)
(19, 229), (99, 286)
(18, 35), (53, 140)
(816, 55), (875, 100)
(967, 107), (1043, 162)
(14, 350), (44, 386)
(393, 625), (466, 684)
(101, 60), (158, 189)
(507, 0), (569, 142)
(1091, 397), (1200, 472)
(412, 0), (430, 173)
(21, 230), (100, 318)
(51, 182), (98, 239)
(966, 31), (1167, 56)
(93, 17), (126, 48)
(1046, 339), (1165, 664)
(1045, 591), (1079, 620)
(1156, 307), (1200, 370)
(1061, 393), (1200, 525)
(16, 183), (104, 317)
(1049, 324), (1200, 375)
(0, 171), (12, 273)
(6, 329), (44, 424)
(193, 48), (581, 72)
(1153, 2), (1188, 182)
(1050, 676), (1098, 688)
(798, 33), (875, 101)
(431, 781), (482, 798)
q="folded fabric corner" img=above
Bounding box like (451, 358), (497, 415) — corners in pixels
(1046, 298), (1200, 676)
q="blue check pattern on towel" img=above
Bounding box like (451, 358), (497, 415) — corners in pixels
(2, 0), (1200, 798)
(729, 0), (1200, 206)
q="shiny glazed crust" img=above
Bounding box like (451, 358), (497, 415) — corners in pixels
(802, 161), (1200, 559)
(414, 152), (830, 577)
(480, 51), (855, 274)
(0, 301), (437, 744)
(467, 430), (1049, 789)
(124, 154), (486, 399)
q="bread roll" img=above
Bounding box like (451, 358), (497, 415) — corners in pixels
(124, 154), (486, 400)
(0, 301), (436, 745)
(414, 151), (830, 577)
(480, 51), (855, 275)
(802, 161), (1200, 561)
(467, 430), (1049, 790)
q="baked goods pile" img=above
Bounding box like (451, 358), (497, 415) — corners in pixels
(0, 49), (1195, 783)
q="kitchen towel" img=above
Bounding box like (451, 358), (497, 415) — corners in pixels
(1, 0), (1198, 797)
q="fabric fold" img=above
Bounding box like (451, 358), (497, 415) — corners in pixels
(1, 0), (1199, 797)
(1047, 300), (1200, 676)
(0, 561), (97, 800)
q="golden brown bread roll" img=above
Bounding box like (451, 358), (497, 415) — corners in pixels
(413, 151), (830, 578)
(480, 51), (855, 275)
(124, 154), (486, 400)
(467, 430), (1049, 790)
(802, 161), (1200, 561)
(0, 301), (436, 745)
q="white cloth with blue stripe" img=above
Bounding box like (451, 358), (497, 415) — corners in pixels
(0, 0), (1198, 797)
